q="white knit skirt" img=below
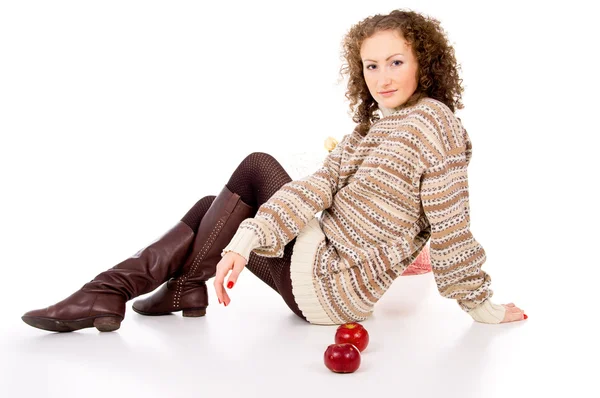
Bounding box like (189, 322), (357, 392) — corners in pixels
(289, 217), (336, 325)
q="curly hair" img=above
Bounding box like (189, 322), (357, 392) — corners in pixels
(339, 9), (465, 136)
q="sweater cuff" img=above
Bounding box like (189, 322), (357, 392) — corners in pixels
(468, 299), (506, 324)
(220, 227), (261, 263)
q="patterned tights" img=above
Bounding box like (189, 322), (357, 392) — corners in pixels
(180, 152), (306, 321)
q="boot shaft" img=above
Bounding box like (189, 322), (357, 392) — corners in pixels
(178, 184), (254, 283)
(82, 221), (195, 300)
(132, 185), (255, 316)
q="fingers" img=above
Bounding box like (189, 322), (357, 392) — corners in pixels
(500, 303), (526, 323)
(221, 288), (231, 306)
(507, 305), (523, 314)
(213, 253), (246, 307)
(226, 255), (247, 291)
(510, 311), (525, 322)
(213, 256), (233, 306)
(220, 255), (246, 307)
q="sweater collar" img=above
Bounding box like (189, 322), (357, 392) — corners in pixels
(378, 94), (429, 117)
(379, 105), (400, 118)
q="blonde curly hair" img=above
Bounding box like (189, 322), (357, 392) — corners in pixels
(339, 9), (465, 136)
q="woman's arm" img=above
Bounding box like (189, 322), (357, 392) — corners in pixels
(419, 110), (525, 323)
(221, 129), (356, 261)
(420, 154), (497, 314)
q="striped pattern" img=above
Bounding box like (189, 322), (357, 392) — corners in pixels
(222, 97), (495, 324)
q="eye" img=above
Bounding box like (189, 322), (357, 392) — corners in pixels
(392, 60), (403, 66)
(365, 64), (377, 70)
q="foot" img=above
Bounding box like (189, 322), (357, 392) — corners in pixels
(22, 290), (125, 332)
(132, 279), (208, 317)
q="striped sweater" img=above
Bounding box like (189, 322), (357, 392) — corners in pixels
(222, 97), (504, 325)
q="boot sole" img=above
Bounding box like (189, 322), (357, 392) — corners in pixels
(21, 315), (123, 333)
(131, 306), (206, 317)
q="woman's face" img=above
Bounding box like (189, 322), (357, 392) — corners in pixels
(360, 29), (419, 109)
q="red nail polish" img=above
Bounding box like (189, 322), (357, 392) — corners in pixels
(227, 281), (234, 289)
(218, 298), (221, 304)
(224, 302), (228, 307)
(523, 314), (528, 320)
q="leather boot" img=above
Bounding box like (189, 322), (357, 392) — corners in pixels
(21, 221), (196, 332)
(132, 185), (254, 317)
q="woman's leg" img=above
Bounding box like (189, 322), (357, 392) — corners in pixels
(181, 195), (299, 308)
(21, 195), (218, 332)
(246, 239), (307, 322)
(134, 152), (307, 321)
(179, 186), (306, 322)
(180, 195), (217, 233)
(225, 153), (307, 321)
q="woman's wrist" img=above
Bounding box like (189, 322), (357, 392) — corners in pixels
(220, 227), (261, 264)
(468, 299), (506, 324)
(221, 249), (248, 264)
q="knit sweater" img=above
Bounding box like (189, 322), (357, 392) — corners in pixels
(221, 97), (506, 325)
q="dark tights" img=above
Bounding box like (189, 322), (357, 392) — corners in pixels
(180, 152), (306, 321)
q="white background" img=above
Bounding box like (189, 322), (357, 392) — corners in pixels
(1, 0), (598, 397)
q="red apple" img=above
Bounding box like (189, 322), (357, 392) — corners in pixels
(324, 343), (361, 373)
(335, 322), (369, 352)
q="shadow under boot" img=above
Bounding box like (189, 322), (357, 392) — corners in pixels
(21, 221), (196, 332)
(132, 184), (254, 317)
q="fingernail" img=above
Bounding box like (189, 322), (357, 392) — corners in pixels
(227, 281), (234, 289)
(224, 302), (228, 307)
(218, 298), (221, 304)
(523, 314), (528, 320)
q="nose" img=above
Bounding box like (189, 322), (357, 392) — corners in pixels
(379, 71), (392, 89)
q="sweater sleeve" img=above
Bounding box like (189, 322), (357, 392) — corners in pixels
(419, 122), (498, 316)
(221, 129), (353, 260)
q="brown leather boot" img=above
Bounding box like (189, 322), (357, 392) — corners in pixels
(132, 185), (254, 317)
(21, 221), (196, 332)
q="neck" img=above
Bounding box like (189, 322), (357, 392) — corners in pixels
(379, 105), (397, 118)
(379, 93), (427, 117)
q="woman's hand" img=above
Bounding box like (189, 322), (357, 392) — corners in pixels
(213, 251), (247, 307)
(500, 303), (527, 323)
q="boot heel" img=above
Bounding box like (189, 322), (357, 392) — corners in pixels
(182, 308), (206, 317)
(93, 316), (122, 332)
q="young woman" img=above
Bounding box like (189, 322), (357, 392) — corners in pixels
(22, 9), (526, 332)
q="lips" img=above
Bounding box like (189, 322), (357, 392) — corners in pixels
(379, 90), (397, 94)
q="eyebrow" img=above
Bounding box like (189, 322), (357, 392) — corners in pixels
(362, 53), (404, 63)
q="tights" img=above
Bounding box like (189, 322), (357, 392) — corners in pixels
(179, 152), (306, 321)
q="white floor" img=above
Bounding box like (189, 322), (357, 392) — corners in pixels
(1, 143), (596, 397)
(1, 266), (594, 398)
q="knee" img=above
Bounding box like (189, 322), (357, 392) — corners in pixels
(244, 152), (277, 163)
(232, 152), (289, 184)
(240, 152), (282, 171)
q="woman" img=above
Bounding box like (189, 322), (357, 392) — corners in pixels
(22, 9), (526, 332)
